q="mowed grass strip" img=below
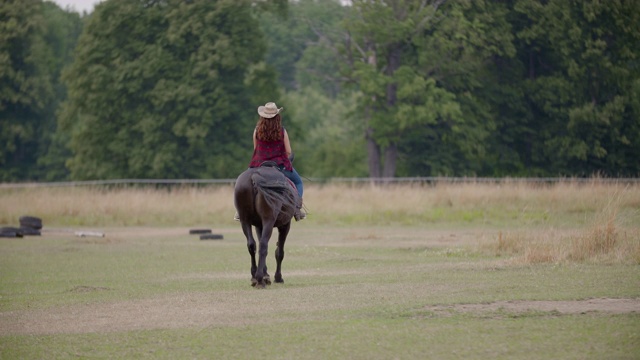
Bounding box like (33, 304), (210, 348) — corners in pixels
(3, 314), (639, 359)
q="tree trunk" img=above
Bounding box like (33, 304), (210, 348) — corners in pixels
(366, 126), (381, 178)
(381, 44), (401, 179)
(365, 45), (382, 179)
(382, 143), (397, 179)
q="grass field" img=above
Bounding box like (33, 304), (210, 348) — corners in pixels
(1, 182), (639, 359)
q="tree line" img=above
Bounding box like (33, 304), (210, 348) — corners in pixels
(1, 0), (638, 182)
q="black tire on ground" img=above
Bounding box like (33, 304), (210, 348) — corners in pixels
(0, 227), (24, 238)
(200, 234), (223, 240)
(20, 226), (41, 236)
(19, 216), (43, 230)
(189, 229), (212, 234)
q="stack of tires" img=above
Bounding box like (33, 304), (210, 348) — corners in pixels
(0, 216), (43, 238)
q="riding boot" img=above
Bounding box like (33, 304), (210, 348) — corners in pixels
(294, 198), (306, 221)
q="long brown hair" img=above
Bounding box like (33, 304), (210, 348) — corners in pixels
(256, 114), (283, 141)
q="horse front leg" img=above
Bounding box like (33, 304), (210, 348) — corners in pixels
(254, 223), (274, 289)
(274, 222), (291, 284)
(242, 222), (258, 285)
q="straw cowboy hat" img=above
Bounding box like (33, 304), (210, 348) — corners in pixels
(257, 102), (283, 119)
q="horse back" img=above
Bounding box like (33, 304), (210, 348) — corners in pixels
(234, 167), (296, 227)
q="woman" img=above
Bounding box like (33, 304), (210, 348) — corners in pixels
(239, 102), (305, 221)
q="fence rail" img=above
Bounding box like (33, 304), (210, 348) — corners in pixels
(1, 177), (639, 189)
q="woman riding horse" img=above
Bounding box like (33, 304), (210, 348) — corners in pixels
(233, 102), (307, 287)
(238, 101), (305, 221)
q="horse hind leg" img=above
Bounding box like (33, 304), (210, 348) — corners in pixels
(255, 226), (273, 285)
(242, 223), (258, 286)
(274, 222), (290, 284)
(251, 225), (271, 286)
(254, 223), (275, 289)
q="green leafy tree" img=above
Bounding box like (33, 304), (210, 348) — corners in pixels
(59, 0), (280, 179)
(36, 2), (83, 180)
(284, 88), (366, 178)
(341, 0), (450, 178)
(259, 0), (345, 95)
(341, 0), (518, 177)
(402, 0), (516, 176)
(292, 0), (346, 97)
(514, 0), (640, 176)
(0, 1), (84, 181)
(256, 0), (362, 178)
(0, 0), (52, 181)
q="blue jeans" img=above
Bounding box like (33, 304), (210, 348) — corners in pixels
(282, 168), (303, 198)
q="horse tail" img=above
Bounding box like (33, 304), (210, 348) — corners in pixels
(251, 170), (298, 218)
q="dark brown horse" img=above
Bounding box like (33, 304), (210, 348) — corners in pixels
(234, 166), (299, 288)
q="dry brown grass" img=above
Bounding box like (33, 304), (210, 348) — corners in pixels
(0, 181), (637, 221)
(484, 203), (640, 265)
(307, 181), (640, 226)
(310, 180), (637, 211)
(0, 185), (235, 227)
(1, 181), (639, 265)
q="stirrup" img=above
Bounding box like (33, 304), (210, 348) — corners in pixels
(294, 209), (306, 221)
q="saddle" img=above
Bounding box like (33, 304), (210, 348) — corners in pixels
(256, 160), (304, 221)
(257, 162), (297, 195)
(259, 152), (294, 168)
(259, 161), (280, 168)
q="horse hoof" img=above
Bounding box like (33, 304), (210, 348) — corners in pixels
(251, 278), (258, 287)
(264, 275), (272, 285)
(274, 275), (284, 283)
(255, 282), (266, 289)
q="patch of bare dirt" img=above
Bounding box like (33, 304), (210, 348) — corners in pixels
(2, 295), (638, 336)
(1, 282), (400, 336)
(0, 291), (264, 336)
(67, 285), (112, 293)
(424, 298), (640, 316)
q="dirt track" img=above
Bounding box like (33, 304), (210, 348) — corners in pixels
(2, 290), (638, 335)
(424, 298), (640, 316)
